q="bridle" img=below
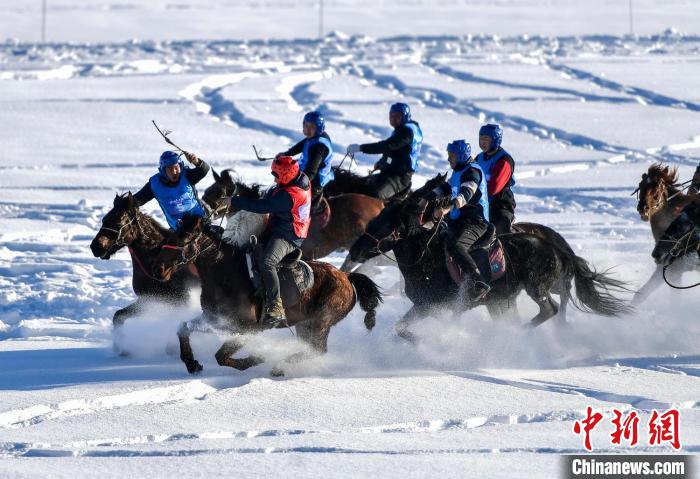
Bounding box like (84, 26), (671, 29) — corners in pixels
(362, 202), (446, 268)
(161, 229), (217, 271)
(96, 210), (141, 258)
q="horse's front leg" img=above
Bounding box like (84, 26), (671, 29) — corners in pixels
(112, 300), (143, 355)
(271, 321), (329, 377)
(632, 264), (664, 305)
(215, 336), (264, 371)
(177, 315), (210, 374)
(395, 304), (428, 345)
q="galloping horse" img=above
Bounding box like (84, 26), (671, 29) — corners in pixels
(89, 193), (199, 350)
(150, 216), (382, 376)
(349, 176), (631, 343)
(633, 163), (697, 302)
(202, 169), (384, 270)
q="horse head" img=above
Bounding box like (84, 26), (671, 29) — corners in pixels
(90, 192), (141, 259)
(202, 169), (237, 217)
(151, 215), (216, 282)
(635, 163), (678, 221)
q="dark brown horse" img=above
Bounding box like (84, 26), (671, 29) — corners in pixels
(202, 169), (384, 270)
(89, 193), (199, 351)
(150, 216), (382, 376)
(633, 163), (697, 302)
(348, 175), (631, 342)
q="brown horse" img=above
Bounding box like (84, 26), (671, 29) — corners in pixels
(202, 169), (384, 270)
(89, 193), (199, 352)
(633, 163), (697, 302)
(150, 217), (382, 376)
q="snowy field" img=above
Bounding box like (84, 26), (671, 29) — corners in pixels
(1, 1), (700, 477)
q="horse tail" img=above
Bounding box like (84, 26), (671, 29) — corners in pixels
(570, 256), (633, 317)
(347, 272), (383, 330)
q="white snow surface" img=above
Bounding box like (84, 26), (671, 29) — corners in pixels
(1, 1), (700, 477)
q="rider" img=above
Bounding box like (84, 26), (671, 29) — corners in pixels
(658, 162), (700, 258)
(420, 140), (492, 302)
(346, 102), (423, 200)
(229, 156), (312, 326)
(475, 123), (516, 234)
(134, 150), (209, 231)
(277, 111), (334, 213)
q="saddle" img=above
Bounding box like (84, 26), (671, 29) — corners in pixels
(311, 196), (331, 230)
(246, 237), (314, 309)
(444, 223), (507, 285)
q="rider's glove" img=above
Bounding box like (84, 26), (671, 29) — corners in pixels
(347, 144), (361, 155)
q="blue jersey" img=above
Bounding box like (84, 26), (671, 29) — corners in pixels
(300, 136), (334, 187)
(475, 148), (516, 187)
(449, 162), (489, 221)
(405, 122), (423, 172)
(149, 172), (205, 230)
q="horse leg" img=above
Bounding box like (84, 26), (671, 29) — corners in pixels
(177, 316), (209, 374)
(556, 279), (572, 327)
(527, 294), (559, 328)
(112, 300), (143, 355)
(395, 304), (428, 344)
(271, 321), (329, 377)
(215, 336), (264, 371)
(632, 264), (665, 305)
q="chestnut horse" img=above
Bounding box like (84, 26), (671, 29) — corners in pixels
(202, 169), (384, 271)
(633, 163), (697, 302)
(150, 217), (382, 376)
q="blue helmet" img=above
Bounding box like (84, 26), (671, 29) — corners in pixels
(447, 140), (472, 167)
(479, 123), (503, 151)
(303, 111), (325, 134)
(159, 150), (184, 177)
(390, 102), (411, 124)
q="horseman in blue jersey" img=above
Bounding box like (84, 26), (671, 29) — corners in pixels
(476, 124), (516, 234)
(347, 102), (423, 200)
(134, 150), (209, 231)
(277, 111), (333, 214)
(229, 156), (312, 326)
(420, 140), (492, 302)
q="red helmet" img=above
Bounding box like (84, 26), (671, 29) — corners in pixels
(271, 155), (300, 185)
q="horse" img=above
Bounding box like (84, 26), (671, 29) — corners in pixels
(202, 169), (384, 271)
(89, 192), (199, 351)
(150, 216), (383, 376)
(651, 199), (700, 289)
(633, 163), (698, 302)
(348, 176), (631, 342)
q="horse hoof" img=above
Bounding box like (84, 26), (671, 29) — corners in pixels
(270, 366), (285, 377)
(186, 361), (203, 374)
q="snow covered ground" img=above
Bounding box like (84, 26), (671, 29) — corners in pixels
(1, 1), (700, 477)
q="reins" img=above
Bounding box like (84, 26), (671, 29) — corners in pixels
(661, 225), (700, 289)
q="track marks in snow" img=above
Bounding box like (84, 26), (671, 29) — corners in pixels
(544, 61), (700, 113)
(0, 410), (584, 458)
(0, 380), (219, 430)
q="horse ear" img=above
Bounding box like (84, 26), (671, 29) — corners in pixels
(212, 169), (221, 183)
(126, 191), (135, 208)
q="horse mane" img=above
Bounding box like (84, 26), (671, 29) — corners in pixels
(648, 163), (679, 185)
(326, 167), (368, 196)
(408, 173), (448, 202)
